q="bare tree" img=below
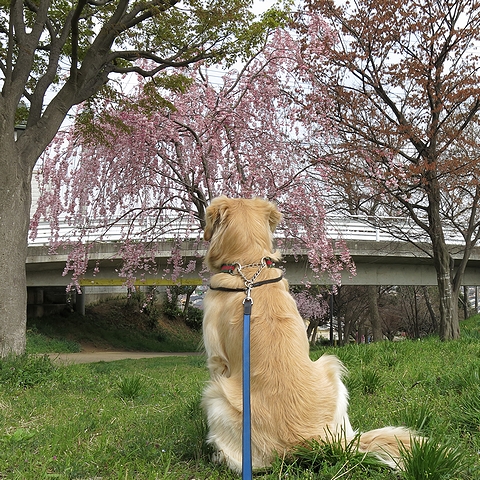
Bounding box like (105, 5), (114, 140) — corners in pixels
(398, 286), (439, 338)
(301, 0), (480, 339)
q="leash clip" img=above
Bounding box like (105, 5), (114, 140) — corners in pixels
(243, 283), (253, 305)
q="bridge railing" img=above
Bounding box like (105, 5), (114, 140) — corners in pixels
(326, 216), (464, 245)
(28, 217), (202, 246)
(324, 217), (402, 242)
(28, 215), (464, 247)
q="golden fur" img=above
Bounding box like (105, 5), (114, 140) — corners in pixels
(201, 196), (415, 472)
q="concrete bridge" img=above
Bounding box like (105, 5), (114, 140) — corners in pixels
(25, 217), (480, 315)
(26, 236), (480, 288)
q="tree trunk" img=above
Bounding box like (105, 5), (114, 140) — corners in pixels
(436, 270), (459, 340)
(430, 216), (460, 340)
(413, 287), (420, 339)
(306, 318), (320, 344)
(427, 174), (460, 341)
(422, 286), (437, 331)
(0, 138), (32, 357)
(367, 285), (383, 342)
(357, 322), (366, 344)
(0, 83), (75, 356)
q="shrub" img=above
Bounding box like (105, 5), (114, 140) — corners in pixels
(184, 306), (203, 331)
(160, 299), (182, 320)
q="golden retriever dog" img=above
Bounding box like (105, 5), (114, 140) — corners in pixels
(201, 196), (414, 473)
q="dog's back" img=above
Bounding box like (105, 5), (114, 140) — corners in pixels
(203, 273), (353, 471)
(202, 197), (416, 473)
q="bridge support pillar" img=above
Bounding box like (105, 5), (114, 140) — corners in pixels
(27, 287), (44, 318)
(75, 288), (85, 316)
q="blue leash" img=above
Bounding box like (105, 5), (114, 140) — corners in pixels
(242, 294), (253, 480)
(209, 263), (283, 479)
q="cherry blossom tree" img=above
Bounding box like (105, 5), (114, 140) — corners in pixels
(0, 0), (286, 356)
(293, 287), (329, 344)
(32, 26), (354, 300)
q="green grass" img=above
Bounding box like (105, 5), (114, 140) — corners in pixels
(26, 328), (81, 354)
(1, 316), (479, 479)
(26, 298), (202, 353)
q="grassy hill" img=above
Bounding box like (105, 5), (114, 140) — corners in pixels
(26, 296), (203, 354)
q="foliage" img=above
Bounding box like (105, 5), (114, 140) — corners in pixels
(0, 354), (57, 389)
(184, 306), (204, 331)
(2, 0), (283, 118)
(297, 0), (480, 339)
(27, 298), (202, 353)
(400, 436), (470, 480)
(126, 287), (160, 328)
(358, 368), (383, 395)
(160, 297), (184, 321)
(454, 365), (480, 432)
(289, 434), (388, 475)
(161, 286), (203, 330)
(292, 285), (330, 343)
(0, 0), (291, 356)
(32, 24), (354, 292)
(456, 386), (480, 433)
(396, 402), (434, 435)
(293, 286), (329, 322)
(14, 101), (29, 125)
(25, 327), (81, 354)
(117, 373), (145, 401)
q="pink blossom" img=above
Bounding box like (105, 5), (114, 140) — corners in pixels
(32, 23), (354, 288)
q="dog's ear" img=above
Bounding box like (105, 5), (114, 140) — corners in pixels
(204, 196), (230, 241)
(268, 202), (282, 233)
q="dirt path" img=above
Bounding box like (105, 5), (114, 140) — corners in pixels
(48, 351), (202, 364)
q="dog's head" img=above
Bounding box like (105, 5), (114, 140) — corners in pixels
(204, 196), (282, 272)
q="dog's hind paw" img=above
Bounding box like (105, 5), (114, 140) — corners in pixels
(212, 450), (226, 465)
(211, 449), (243, 473)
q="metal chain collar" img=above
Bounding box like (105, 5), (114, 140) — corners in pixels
(234, 258), (269, 286)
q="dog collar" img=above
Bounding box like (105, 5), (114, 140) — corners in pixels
(220, 257), (275, 274)
(209, 274), (284, 294)
(212, 257), (281, 298)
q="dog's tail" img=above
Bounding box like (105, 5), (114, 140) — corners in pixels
(357, 426), (416, 468)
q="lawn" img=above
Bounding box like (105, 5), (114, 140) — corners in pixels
(25, 297), (203, 354)
(1, 316), (479, 479)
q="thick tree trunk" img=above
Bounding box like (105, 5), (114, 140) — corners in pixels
(427, 173), (461, 341)
(437, 270), (459, 340)
(367, 285), (383, 341)
(431, 223), (460, 340)
(0, 138), (32, 356)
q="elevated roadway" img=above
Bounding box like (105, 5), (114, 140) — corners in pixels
(26, 237), (480, 287)
(26, 217), (480, 315)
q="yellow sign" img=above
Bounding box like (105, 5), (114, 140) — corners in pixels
(78, 278), (203, 287)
